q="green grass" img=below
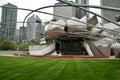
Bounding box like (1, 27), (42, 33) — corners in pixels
(0, 56), (120, 80)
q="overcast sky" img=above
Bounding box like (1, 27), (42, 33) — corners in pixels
(0, 0), (100, 28)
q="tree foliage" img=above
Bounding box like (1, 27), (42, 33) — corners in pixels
(0, 38), (43, 51)
(0, 38), (17, 50)
(28, 39), (40, 45)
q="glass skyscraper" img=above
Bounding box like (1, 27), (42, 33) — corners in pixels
(1, 3), (17, 40)
(26, 15), (44, 41)
(101, 0), (120, 23)
(54, 0), (76, 21)
(75, 0), (89, 19)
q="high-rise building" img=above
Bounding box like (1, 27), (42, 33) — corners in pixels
(14, 29), (19, 42)
(53, 0), (76, 21)
(75, 0), (89, 19)
(0, 3), (17, 40)
(19, 26), (27, 42)
(26, 15), (44, 41)
(101, 0), (120, 23)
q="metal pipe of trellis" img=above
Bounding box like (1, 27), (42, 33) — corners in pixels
(0, 6), (120, 38)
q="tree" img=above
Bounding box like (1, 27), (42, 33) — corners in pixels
(17, 42), (29, 51)
(17, 39), (40, 51)
(28, 39), (40, 45)
(0, 38), (17, 50)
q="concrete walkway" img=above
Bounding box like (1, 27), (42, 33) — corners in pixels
(0, 51), (28, 56)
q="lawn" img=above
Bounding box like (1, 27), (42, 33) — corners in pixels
(0, 56), (120, 80)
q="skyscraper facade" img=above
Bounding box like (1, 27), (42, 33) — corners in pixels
(14, 29), (19, 42)
(19, 26), (27, 42)
(101, 0), (120, 23)
(26, 15), (44, 41)
(54, 0), (76, 21)
(0, 3), (17, 40)
(75, 0), (89, 19)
